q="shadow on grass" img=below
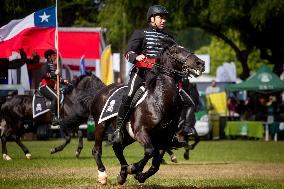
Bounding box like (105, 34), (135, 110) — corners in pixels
(116, 184), (251, 189)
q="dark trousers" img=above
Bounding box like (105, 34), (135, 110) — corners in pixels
(39, 85), (57, 114)
(125, 67), (148, 98)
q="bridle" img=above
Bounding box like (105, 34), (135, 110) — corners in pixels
(143, 46), (194, 79)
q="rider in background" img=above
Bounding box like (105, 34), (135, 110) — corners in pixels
(38, 49), (67, 125)
(112, 5), (172, 143)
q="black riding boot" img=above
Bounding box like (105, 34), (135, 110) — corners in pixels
(50, 106), (59, 126)
(112, 97), (132, 144)
(183, 106), (195, 134)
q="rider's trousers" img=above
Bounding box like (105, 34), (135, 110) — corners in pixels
(38, 85), (57, 114)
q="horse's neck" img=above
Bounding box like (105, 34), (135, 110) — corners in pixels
(153, 75), (178, 107)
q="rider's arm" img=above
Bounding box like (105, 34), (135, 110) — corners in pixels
(124, 29), (144, 63)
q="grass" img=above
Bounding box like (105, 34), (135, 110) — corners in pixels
(0, 139), (284, 189)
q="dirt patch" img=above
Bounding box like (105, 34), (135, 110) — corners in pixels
(1, 161), (283, 180)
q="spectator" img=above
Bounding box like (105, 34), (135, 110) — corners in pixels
(205, 80), (220, 95)
(227, 96), (238, 118)
(255, 96), (267, 121)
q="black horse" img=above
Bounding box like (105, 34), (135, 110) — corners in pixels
(50, 74), (105, 156)
(0, 74), (104, 160)
(90, 39), (205, 184)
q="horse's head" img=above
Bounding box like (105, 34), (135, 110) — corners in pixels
(160, 38), (205, 77)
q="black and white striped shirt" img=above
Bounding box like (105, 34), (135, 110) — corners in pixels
(125, 27), (173, 63)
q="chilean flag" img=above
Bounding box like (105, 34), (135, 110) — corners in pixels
(0, 6), (56, 58)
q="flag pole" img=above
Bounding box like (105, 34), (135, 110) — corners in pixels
(55, 0), (60, 121)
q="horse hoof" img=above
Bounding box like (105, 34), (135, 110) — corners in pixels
(134, 173), (146, 183)
(117, 174), (126, 185)
(26, 153), (32, 160)
(97, 170), (107, 185)
(50, 148), (56, 154)
(184, 151), (189, 160)
(75, 151), (80, 158)
(170, 155), (178, 163)
(3, 154), (12, 161)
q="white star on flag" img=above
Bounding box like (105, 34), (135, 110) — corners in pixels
(39, 12), (50, 22)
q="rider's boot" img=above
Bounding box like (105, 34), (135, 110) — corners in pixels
(50, 106), (59, 125)
(183, 106), (195, 134)
(112, 97), (132, 144)
(51, 113), (59, 125)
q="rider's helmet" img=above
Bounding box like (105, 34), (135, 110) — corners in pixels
(147, 5), (169, 22)
(44, 49), (56, 59)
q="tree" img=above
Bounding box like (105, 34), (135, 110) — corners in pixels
(164, 0), (284, 78)
(96, 0), (284, 79)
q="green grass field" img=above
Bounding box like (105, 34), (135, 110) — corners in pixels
(0, 139), (284, 189)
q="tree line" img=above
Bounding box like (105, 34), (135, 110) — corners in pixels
(1, 0), (283, 79)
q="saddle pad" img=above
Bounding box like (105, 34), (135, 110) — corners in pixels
(32, 95), (50, 118)
(98, 86), (148, 124)
(98, 86), (127, 124)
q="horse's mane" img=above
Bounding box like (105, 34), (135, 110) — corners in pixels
(65, 73), (106, 110)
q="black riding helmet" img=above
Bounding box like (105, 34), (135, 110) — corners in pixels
(147, 5), (169, 22)
(44, 49), (56, 59)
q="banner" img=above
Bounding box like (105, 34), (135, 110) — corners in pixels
(206, 92), (227, 115)
(101, 45), (113, 85)
(0, 6), (56, 58)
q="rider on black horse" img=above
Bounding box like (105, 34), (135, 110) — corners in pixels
(112, 5), (197, 144)
(38, 49), (68, 125)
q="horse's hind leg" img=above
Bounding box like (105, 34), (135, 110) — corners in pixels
(134, 149), (165, 183)
(166, 148), (177, 163)
(189, 127), (200, 150)
(184, 127), (200, 160)
(1, 134), (11, 160)
(13, 135), (31, 159)
(75, 129), (83, 158)
(50, 124), (72, 154)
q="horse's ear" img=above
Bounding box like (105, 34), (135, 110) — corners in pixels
(160, 37), (177, 48)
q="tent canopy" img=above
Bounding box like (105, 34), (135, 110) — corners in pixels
(225, 64), (284, 92)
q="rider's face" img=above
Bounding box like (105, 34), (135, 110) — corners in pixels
(151, 14), (167, 30)
(49, 54), (57, 62)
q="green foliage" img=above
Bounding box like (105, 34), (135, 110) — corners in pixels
(196, 35), (269, 76)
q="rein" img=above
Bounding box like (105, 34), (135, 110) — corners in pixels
(143, 58), (186, 79)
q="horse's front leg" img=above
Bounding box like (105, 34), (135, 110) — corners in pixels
(112, 132), (135, 185)
(127, 130), (155, 175)
(50, 125), (71, 154)
(75, 129), (83, 158)
(134, 149), (165, 183)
